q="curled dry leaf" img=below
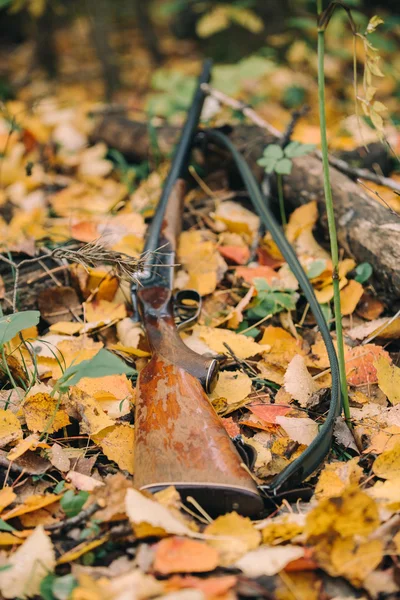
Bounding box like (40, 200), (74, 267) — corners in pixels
(284, 354), (318, 407)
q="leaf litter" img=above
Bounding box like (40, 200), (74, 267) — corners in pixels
(0, 8), (398, 600)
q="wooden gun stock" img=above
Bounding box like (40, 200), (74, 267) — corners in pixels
(134, 287), (263, 517)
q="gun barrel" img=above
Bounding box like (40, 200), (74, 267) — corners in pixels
(142, 59), (212, 256)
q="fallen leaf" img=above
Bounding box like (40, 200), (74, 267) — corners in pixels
(193, 325), (263, 359)
(305, 486), (379, 539)
(49, 443), (70, 472)
(83, 299), (127, 331)
(49, 321), (82, 335)
(259, 326), (304, 365)
(125, 488), (196, 538)
(218, 245), (250, 265)
(328, 536), (384, 585)
(0, 487), (16, 514)
(154, 537), (219, 574)
(23, 392), (70, 434)
(276, 416), (318, 446)
(7, 433), (43, 461)
(248, 403), (291, 423)
(70, 388), (114, 435)
(213, 200), (260, 240)
(339, 280), (364, 315)
(373, 443), (400, 480)
(345, 344), (391, 386)
(165, 575), (237, 598)
(348, 316), (400, 341)
(204, 512), (261, 565)
(234, 545), (305, 577)
(259, 514), (305, 544)
(375, 356), (400, 405)
(0, 525), (55, 598)
(57, 535), (108, 565)
(284, 355), (318, 407)
(235, 265), (276, 285)
(2, 494), (62, 521)
(208, 371), (252, 406)
(67, 470), (104, 491)
(0, 409), (23, 447)
(93, 424), (135, 474)
(314, 459), (363, 500)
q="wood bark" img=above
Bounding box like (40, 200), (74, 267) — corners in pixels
(92, 117), (400, 305)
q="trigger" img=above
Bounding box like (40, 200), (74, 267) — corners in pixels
(174, 289), (202, 331)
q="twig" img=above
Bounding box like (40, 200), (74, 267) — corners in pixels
(222, 342), (258, 377)
(45, 501), (100, 532)
(201, 83), (282, 138)
(357, 179), (400, 219)
(202, 83), (400, 196)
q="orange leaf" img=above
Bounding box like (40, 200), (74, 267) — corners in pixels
(248, 403), (291, 423)
(345, 344), (391, 386)
(166, 575), (237, 598)
(154, 537), (219, 574)
(218, 245), (250, 265)
(221, 417), (240, 437)
(236, 265), (276, 285)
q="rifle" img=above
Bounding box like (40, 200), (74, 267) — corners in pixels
(132, 60), (264, 517)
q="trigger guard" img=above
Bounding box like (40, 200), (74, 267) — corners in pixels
(174, 289), (202, 331)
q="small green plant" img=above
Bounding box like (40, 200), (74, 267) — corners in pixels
(40, 573), (78, 600)
(246, 278), (297, 321)
(354, 262), (373, 283)
(257, 142), (316, 225)
(317, 0), (350, 422)
(60, 490), (89, 518)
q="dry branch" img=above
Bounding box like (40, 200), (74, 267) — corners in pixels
(91, 117), (400, 305)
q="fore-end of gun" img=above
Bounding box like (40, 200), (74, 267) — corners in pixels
(134, 287), (264, 518)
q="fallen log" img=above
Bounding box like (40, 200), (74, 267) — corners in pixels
(92, 117), (400, 305)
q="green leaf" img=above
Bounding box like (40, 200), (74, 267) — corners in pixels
(40, 575), (56, 600)
(57, 349), (135, 392)
(60, 490), (89, 518)
(306, 259), (327, 279)
(52, 575), (78, 600)
(274, 158), (293, 175)
(236, 321), (260, 338)
(53, 480), (65, 494)
(0, 518), (15, 532)
(0, 311), (40, 347)
(354, 262), (373, 283)
(257, 156), (277, 173)
(284, 141), (316, 158)
(263, 144), (284, 160)
(253, 278), (272, 293)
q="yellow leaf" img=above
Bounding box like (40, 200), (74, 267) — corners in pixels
(373, 442), (400, 480)
(205, 512), (261, 565)
(315, 276), (348, 304)
(57, 536), (109, 565)
(368, 477), (400, 509)
(178, 230), (222, 296)
(2, 494), (62, 521)
(260, 326), (304, 366)
(315, 459), (363, 501)
(0, 532), (24, 546)
(93, 424), (134, 475)
(260, 514), (304, 544)
(0, 409), (23, 448)
(22, 392), (70, 434)
(286, 202), (318, 243)
(330, 537), (383, 585)
(305, 486), (379, 540)
(375, 356), (400, 405)
(0, 525), (55, 599)
(109, 342), (150, 358)
(6, 433), (44, 462)
(70, 388), (114, 435)
(208, 370), (252, 406)
(83, 299), (126, 331)
(51, 336), (103, 379)
(229, 6), (264, 34)
(193, 325), (262, 359)
(213, 200), (260, 241)
(0, 486), (16, 513)
(49, 321), (82, 335)
(196, 6), (230, 38)
(339, 280), (364, 316)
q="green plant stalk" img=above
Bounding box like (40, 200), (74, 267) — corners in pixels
(317, 1), (350, 423)
(276, 173), (287, 226)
